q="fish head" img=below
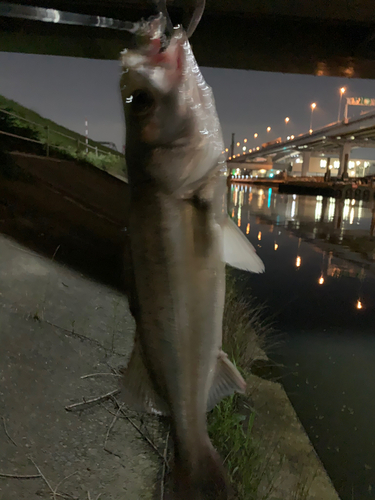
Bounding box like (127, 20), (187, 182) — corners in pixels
(120, 23), (226, 193)
(121, 30), (189, 147)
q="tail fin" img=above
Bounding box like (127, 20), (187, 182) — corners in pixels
(173, 442), (229, 500)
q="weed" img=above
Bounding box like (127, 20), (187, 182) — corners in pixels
(0, 94), (126, 177)
(208, 394), (264, 499)
(207, 272), (272, 499)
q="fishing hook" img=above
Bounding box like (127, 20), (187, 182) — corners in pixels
(154, 0), (206, 39)
(186, 0), (206, 38)
(154, 0), (174, 34)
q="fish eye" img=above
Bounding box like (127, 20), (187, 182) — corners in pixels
(131, 89), (155, 115)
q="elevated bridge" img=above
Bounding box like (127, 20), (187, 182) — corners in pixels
(229, 111), (375, 178)
(2, 1), (375, 78)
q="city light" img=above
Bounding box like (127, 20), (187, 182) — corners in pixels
(244, 138), (247, 143)
(246, 223), (250, 234)
(229, 156), (232, 160)
(225, 148), (228, 152)
(356, 299), (363, 310)
(243, 146), (246, 151)
(296, 256), (301, 268)
(338, 87), (346, 121)
(310, 103), (316, 133)
(267, 126), (271, 132)
(254, 133), (258, 138)
(291, 135), (295, 140)
(258, 231), (262, 241)
(318, 276), (324, 285)
(256, 146), (260, 150)
(285, 117), (290, 124)
(274, 243), (278, 251)
(236, 142), (240, 147)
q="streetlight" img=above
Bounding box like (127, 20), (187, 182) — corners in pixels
(267, 126), (271, 132)
(285, 117), (290, 140)
(338, 87), (346, 122)
(310, 102), (316, 134)
(254, 133), (258, 139)
(244, 138), (247, 143)
(236, 142), (240, 147)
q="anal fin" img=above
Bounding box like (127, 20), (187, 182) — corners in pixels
(120, 334), (169, 416)
(207, 350), (246, 411)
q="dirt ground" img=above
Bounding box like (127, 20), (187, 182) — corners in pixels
(0, 233), (166, 500)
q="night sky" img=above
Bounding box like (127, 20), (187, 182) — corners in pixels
(1, 50), (375, 158)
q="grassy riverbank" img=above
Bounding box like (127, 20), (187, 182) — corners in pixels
(0, 94), (126, 177)
(208, 273), (271, 499)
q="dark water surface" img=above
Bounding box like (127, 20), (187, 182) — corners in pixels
(229, 184), (375, 500)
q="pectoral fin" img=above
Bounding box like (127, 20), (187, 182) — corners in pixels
(120, 335), (169, 416)
(207, 350), (247, 411)
(222, 216), (265, 273)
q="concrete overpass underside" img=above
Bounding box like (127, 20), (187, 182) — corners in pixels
(2, 1), (375, 78)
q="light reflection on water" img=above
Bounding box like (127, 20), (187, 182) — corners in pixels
(229, 184), (375, 500)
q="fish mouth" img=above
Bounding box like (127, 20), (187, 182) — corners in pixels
(128, 0), (206, 57)
(120, 23), (186, 98)
(120, 0), (207, 92)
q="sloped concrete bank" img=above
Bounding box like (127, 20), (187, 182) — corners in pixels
(248, 369), (341, 499)
(0, 234), (163, 500)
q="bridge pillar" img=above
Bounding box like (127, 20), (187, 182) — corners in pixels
(301, 151), (311, 177)
(338, 142), (351, 179)
(324, 157), (331, 181)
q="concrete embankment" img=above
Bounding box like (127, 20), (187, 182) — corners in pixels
(0, 234), (162, 500)
(249, 368), (341, 499)
(0, 151), (130, 289)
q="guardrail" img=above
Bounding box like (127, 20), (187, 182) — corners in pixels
(0, 107), (122, 159)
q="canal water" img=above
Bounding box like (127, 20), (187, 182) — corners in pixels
(229, 184), (375, 500)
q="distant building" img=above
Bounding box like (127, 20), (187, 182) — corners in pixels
(289, 156), (375, 178)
